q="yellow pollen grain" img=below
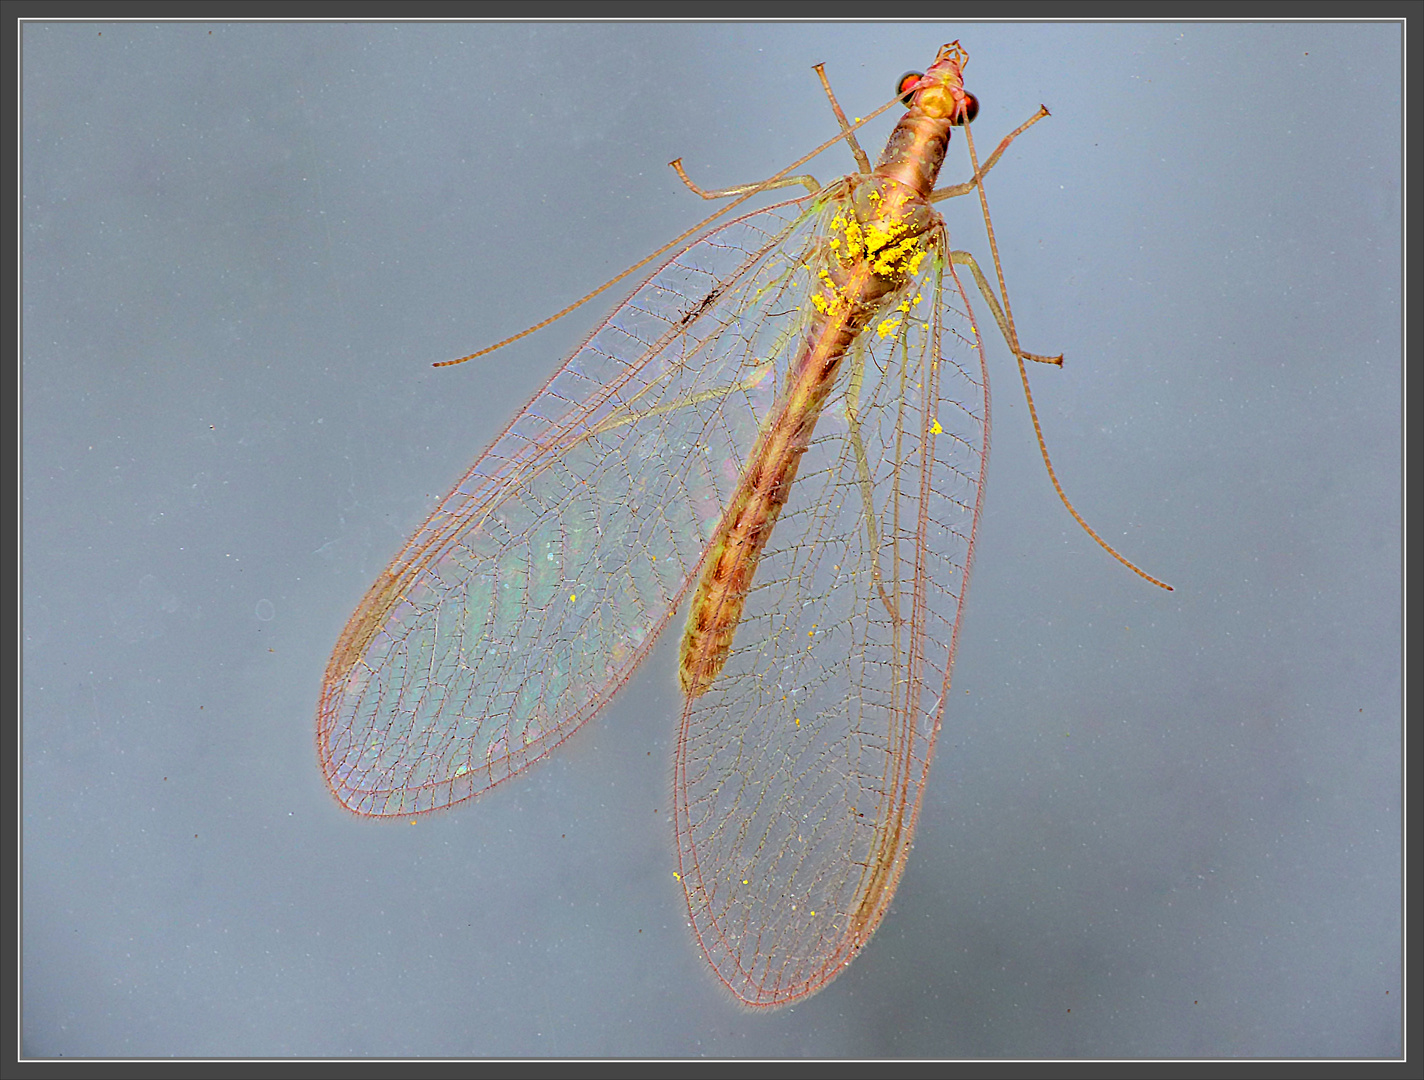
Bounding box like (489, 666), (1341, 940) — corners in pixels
(869, 235), (920, 277)
(843, 219), (864, 258)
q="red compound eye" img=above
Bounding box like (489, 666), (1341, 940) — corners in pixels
(896, 70), (923, 106)
(954, 92), (980, 126)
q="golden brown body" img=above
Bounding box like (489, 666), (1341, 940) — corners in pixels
(677, 46), (977, 698)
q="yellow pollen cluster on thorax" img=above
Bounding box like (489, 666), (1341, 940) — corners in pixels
(864, 219), (927, 279)
(814, 194), (927, 320)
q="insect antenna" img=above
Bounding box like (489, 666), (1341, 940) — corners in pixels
(437, 91), (906, 369)
(961, 121), (1173, 592)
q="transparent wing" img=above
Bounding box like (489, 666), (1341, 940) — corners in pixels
(673, 215), (991, 1006)
(319, 191), (858, 816)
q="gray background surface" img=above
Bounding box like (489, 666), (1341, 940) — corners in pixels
(22, 20), (1401, 1058)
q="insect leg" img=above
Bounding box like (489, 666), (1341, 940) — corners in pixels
(949, 250), (1063, 366)
(812, 62), (872, 175)
(929, 106), (1050, 203)
(669, 158), (821, 200)
(667, 88), (905, 205)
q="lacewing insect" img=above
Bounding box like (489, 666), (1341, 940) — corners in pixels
(317, 42), (1169, 1008)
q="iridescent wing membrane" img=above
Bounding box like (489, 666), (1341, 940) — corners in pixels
(319, 195), (815, 814)
(318, 176), (989, 1000)
(671, 184), (989, 1004)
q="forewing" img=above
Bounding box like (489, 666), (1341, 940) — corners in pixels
(318, 193), (842, 816)
(673, 220), (991, 1006)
